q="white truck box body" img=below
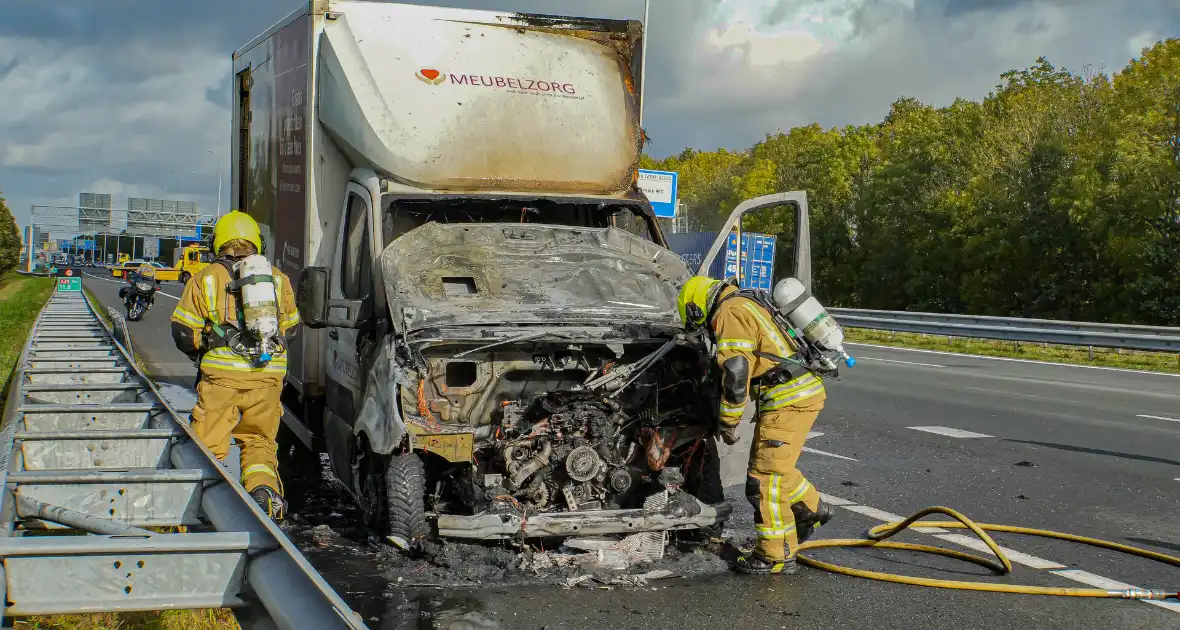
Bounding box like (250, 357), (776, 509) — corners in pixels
(318, 2), (643, 194)
(231, 1), (645, 395)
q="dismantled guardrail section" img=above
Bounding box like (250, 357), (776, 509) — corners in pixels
(830, 308), (1180, 353)
(0, 291), (368, 629)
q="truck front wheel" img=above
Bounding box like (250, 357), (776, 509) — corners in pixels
(180, 271), (191, 284)
(383, 451), (430, 548)
(358, 443), (429, 548)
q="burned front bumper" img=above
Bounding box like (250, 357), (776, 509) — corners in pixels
(435, 495), (731, 540)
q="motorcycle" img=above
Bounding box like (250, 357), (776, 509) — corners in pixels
(118, 273), (158, 321)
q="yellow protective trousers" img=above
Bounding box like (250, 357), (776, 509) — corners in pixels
(745, 393), (825, 562)
(190, 379), (283, 494)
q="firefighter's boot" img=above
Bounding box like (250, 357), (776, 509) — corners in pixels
(250, 486), (287, 522)
(735, 552), (797, 575)
(793, 497), (834, 545)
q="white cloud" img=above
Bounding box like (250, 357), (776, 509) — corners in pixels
(653, 0), (1171, 149)
(0, 34), (228, 227)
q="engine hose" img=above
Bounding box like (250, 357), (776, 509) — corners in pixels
(796, 505), (1180, 600)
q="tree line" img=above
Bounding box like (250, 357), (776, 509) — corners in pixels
(0, 192), (21, 275)
(643, 39), (1180, 326)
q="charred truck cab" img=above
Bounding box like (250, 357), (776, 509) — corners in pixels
(232, 1), (811, 545)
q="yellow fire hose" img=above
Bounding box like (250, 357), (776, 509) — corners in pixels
(795, 506), (1180, 600)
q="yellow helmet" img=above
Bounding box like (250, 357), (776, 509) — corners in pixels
(212, 210), (262, 255)
(137, 263), (156, 279)
(677, 276), (721, 326)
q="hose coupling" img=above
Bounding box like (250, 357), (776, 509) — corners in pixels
(1113, 588), (1179, 600)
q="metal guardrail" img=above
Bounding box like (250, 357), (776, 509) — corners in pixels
(0, 290), (368, 628)
(829, 308), (1180, 353)
(106, 306), (134, 357)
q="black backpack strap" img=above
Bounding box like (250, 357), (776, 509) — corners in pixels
(776, 286), (812, 315)
(227, 274), (275, 292)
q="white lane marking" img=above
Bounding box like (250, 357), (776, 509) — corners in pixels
(907, 426), (994, 439)
(818, 493), (855, 506)
(802, 446), (858, 461)
(842, 505), (906, 523)
(807, 431), (824, 439)
(1051, 570), (1180, 613)
(840, 504), (947, 533)
(821, 491), (1180, 615)
(1138, 414), (1180, 423)
(857, 356), (946, 368)
(83, 271), (181, 300)
(845, 342), (1180, 378)
(933, 533), (1065, 569)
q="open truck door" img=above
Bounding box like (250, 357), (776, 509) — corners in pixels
(294, 182), (378, 488)
(696, 192), (812, 488)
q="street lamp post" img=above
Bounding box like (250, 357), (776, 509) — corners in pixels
(640, 0), (650, 126)
(210, 148), (224, 218)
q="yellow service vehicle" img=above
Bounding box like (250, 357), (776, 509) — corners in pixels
(172, 244), (213, 284)
(112, 260), (181, 282)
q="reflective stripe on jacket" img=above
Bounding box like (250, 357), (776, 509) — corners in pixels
(710, 287), (825, 425)
(170, 261), (300, 387)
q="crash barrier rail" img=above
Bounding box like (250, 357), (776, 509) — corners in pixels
(106, 307), (134, 357)
(829, 308), (1180, 354)
(0, 290), (368, 628)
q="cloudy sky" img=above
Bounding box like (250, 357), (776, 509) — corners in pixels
(1, 0), (1177, 232)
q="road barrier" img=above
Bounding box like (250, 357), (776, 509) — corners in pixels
(830, 308), (1180, 353)
(106, 307), (134, 357)
(0, 291), (368, 628)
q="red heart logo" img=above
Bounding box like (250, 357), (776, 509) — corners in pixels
(420, 68), (440, 80)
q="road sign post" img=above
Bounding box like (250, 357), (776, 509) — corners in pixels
(637, 169), (679, 219)
(56, 277), (81, 293)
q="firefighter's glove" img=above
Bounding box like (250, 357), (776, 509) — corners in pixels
(199, 324), (214, 352)
(718, 423), (740, 445)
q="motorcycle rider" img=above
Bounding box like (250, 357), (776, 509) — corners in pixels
(678, 275), (833, 575)
(119, 263), (159, 310)
(169, 211), (300, 521)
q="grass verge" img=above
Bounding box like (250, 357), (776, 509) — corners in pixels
(2, 279), (239, 630)
(844, 327), (1180, 374)
(14, 610), (237, 630)
(0, 273), (55, 409)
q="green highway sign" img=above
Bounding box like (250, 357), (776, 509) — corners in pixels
(56, 277), (81, 293)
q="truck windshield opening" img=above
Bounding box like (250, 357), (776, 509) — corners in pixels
(381, 197), (659, 246)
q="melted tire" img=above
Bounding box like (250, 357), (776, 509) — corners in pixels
(384, 452), (429, 545)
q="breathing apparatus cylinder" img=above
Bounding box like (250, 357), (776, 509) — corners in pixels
(236, 254), (281, 363)
(772, 278), (855, 368)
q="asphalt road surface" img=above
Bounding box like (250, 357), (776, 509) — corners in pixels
(82, 269), (196, 388)
(81, 270), (1180, 629)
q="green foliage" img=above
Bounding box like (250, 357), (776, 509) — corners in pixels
(0, 274), (55, 409)
(648, 40), (1180, 325)
(0, 190), (21, 274)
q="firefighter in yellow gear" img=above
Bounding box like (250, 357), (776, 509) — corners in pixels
(169, 210), (300, 521)
(678, 275), (833, 575)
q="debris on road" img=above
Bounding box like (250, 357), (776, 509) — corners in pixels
(562, 569), (680, 589)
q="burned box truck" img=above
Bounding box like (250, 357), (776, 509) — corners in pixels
(231, 0), (811, 546)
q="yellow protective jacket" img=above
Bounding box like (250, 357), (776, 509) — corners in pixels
(710, 286), (826, 427)
(170, 260), (299, 388)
